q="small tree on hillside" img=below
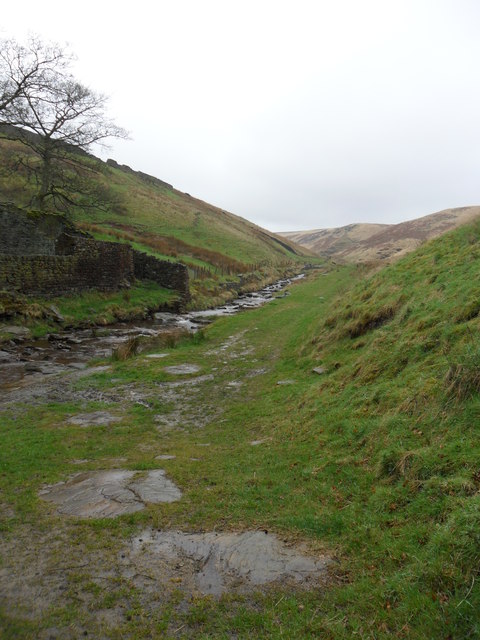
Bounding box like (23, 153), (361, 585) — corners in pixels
(0, 36), (128, 210)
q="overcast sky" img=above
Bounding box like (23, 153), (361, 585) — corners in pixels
(2, 1), (480, 231)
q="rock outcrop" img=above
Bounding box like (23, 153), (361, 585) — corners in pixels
(106, 158), (173, 190)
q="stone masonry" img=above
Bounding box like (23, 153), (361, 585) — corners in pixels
(0, 203), (189, 301)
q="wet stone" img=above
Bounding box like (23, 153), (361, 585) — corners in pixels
(67, 411), (120, 427)
(2, 326), (31, 338)
(67, 362), (87, 370)
(47, 333), (62, 341)
(163, 364), (201, 375)
(40, 470), (182, 518)
(130, 530), (329, 596)
(47, 305), (64, 322)
(154, 312), (180, 324)
(312, 367), (326, 375)
(24, 362), (59, 375)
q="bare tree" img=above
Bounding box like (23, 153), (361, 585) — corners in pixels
(0, 36), (128, 210)
(0, 36), (71, 116)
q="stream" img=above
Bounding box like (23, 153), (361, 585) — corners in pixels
(0, 274), (304, 391)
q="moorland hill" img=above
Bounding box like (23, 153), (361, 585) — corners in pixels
(280, 205), (480, 262)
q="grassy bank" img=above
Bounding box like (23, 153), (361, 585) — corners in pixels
(2, 220), (480, 637)
(0, 281), (178, 340)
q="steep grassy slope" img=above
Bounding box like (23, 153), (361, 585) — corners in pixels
(3, 220), (480, 637)
(0, 135), (310, 308)
(289, 218), (480, 637)
(281, 205), (480, 263)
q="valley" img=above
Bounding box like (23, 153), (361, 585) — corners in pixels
(2, 15), (480, 639)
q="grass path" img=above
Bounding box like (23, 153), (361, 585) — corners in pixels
(0, 269), (347, 639)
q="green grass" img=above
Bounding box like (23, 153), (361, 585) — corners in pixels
(50, 280), (177, 324)
(0, 281), (178, 339)
(3, 221), (480, 637)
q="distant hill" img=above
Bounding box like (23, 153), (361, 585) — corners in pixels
(281, 223), (389, 258)
(279, 206), (480, 262)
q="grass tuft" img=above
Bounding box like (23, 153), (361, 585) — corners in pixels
(111, 335), (140, 361)
(445, 337), (480, 401)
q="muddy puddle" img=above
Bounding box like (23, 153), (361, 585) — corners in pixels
(0, 275), (304, 392)
(38, 469), (328, 597)
(127, 529), (329, 596)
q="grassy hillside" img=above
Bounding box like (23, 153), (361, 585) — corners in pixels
(2, 219), (480, 637)
(288, 218), (480, 637)
(0, 135), (310, 307)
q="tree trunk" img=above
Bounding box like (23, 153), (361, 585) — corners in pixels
(32, 138), (52, 210)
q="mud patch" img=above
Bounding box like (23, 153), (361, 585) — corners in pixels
(67, 411), (120, 427)
(40, 470), (182, 518)
(158, 374), (214, 389)
(163, 364), (201, 375)
(246, 367), (269, 378)
(226, 380), (243, 388)
(205, 330), (248, 357)
(153, 374), (218, 432)
(128, 530), (329, 596)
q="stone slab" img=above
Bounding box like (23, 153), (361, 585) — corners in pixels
(40, 469), (182, 518)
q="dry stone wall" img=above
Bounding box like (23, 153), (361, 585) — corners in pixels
(0, 205), (84, 256)
(0, 204), (189, 301)
(133, 251), (190, 301)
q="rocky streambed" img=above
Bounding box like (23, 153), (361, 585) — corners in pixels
(0, 275), (304, 392)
